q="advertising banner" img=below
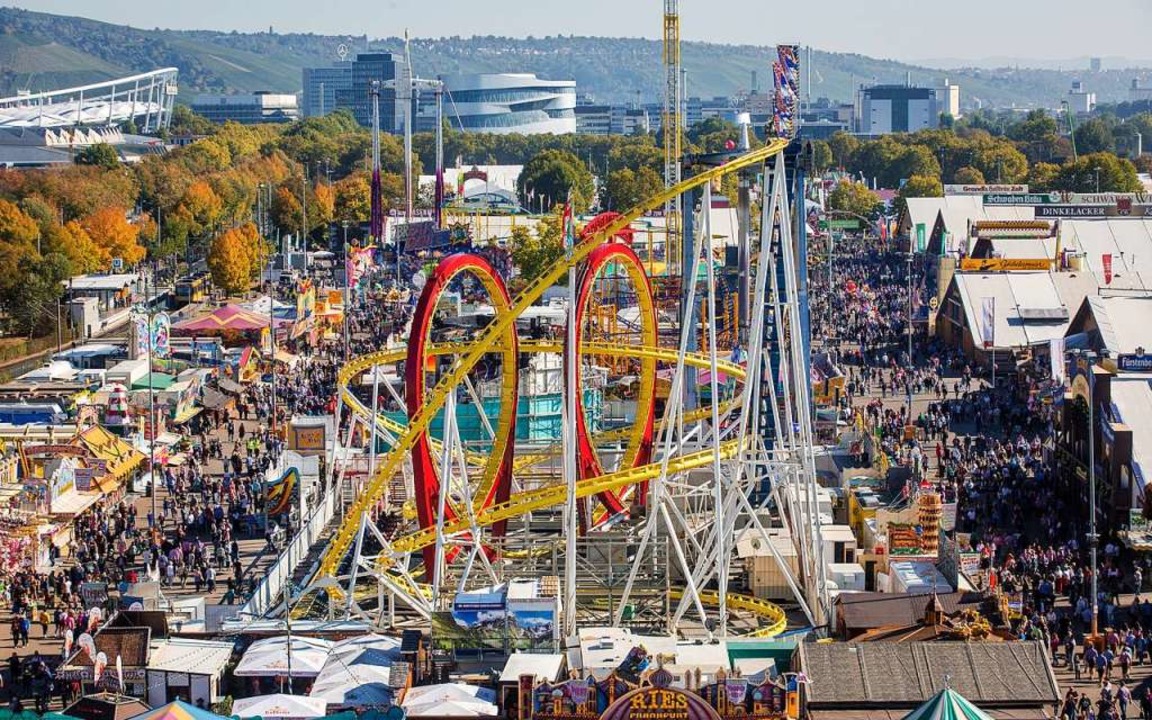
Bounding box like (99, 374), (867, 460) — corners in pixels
(150, 313), (171, 359)
(945, 184), (1028, 195)
(1103, 253), (1114, 285)
(915, 223), (926, 253)
(959, 258), (1052, 271)
(433, 595), (558, 651)
(265, 466), (299, 518)
(1117, 353), (1152, 373)
(888, 523), (923, 555)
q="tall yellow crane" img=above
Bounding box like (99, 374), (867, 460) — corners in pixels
(662, 0), (682, 275)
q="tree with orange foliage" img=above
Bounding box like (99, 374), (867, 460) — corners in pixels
(48, 220), (108, 274)
(207, 224), (258, 296)
(81, 206), (146, 267)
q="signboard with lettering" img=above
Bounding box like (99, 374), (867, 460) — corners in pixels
(829, 218), (860, 230)
(599, 687), (718, 720)
(394, 220), (452, 252)
(1036, 204), (1150, 218)
(983, 193), (1061, 205)
(1117, 353), (1152, 373)
(959, 258), (1053, 271)
(1036, 205), (1109, 218)
(944, 184), (1028, 195)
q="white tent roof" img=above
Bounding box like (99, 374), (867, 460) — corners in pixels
(1084, 295), (1152, 356)
(402, 683), (498, 718)
(233, 693), (329, 719)
(147, 638), (233, 676)
(310, 634), (403, 707)
(1061, 218), (1152, 289)
(1108, 376), (1152, 495)
(234, 636), (334, 677)
(952, 272), (1073, 349)
(498, 653), (565, 683)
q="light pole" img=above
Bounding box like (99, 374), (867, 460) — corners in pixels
(1094, 167), (1101, 194)
(906, 238), (914, 419)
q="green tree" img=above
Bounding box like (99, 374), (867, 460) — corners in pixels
(810, 141), (833, 174)
(602, 166), (663, 212)
(1073, 118), (1116, 155)
(827, 180), (881, 219)
(1053, 153), (1142, 193)
(1027, 162), (1061, 191)
(828, 131), (860, 169)
(168, 104), (215, 136)
(74, 143), (121, 170)
(508, 216), (565, 291)
(517, 149), (595, 213)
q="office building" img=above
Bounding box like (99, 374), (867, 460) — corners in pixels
(302, 52), (413, 131)
(189, 92), (299, 124)
(302, 65), (352, 118)
(856, 84), (938, 135)
(575, 105), (612, 135)
(1067, 80), (1096, 114)
(611, 107), (650, 136)
(441, 73), (576, 135)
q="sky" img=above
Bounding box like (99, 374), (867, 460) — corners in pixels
(13, 0), (1152, 64)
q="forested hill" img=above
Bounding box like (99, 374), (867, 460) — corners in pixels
(0, 6), (1146, 108)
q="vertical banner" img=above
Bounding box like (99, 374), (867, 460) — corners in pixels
(772, 45), (800, 139)
(370, 167), (383, 243)
(133, 314), (149, 359)
(915, 223), (927, 253)
(1103, 253), (1114, 285)
(981, 297), (996, 348)
(150, 313), (171, 359)
(1050, 337), (1066, 383)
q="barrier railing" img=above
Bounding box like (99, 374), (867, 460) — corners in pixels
(235, 465), (341, 620)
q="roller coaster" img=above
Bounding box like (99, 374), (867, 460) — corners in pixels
(300, 139), (827, 641)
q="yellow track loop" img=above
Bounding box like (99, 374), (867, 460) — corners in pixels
(669, 590), (788, 638)
(389, 439), (745, 555)
(317, 139), (788, 583)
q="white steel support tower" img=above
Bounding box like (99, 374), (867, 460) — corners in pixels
(663, 0), (683, 274)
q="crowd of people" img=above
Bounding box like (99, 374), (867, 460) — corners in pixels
(813, 230), (1152, 719)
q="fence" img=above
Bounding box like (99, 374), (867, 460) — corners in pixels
(235, 464), (342, 620)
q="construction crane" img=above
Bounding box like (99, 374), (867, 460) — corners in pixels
(663, 0), (683, 275)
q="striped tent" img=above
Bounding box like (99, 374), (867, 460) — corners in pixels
(902, 688), (994, 720)
(126, 700), (229, 720)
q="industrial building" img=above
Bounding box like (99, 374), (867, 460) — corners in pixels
(441, 73), (576, 135)
(189, 92), (299, 124)
(856, 84), (939, 135)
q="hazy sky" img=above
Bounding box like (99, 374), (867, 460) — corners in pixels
(14, 0), (1152, 63)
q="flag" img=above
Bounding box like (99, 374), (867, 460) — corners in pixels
(981, 297), (996, 348)
(1103, 253), (1113, 285)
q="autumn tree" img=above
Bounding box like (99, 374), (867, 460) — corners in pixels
(893, 175), (944, 216)
(81, 206), (145, 267)
(333, 172), (371, 224)
(208, 225), (258, 295)
(953, 166), (986, 185)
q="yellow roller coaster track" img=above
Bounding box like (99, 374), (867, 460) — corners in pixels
(317, 139), (791, 633)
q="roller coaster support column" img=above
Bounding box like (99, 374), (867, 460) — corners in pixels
(564, 240), (578, 635)
(737, 173), (752, 346)
(786, 141), (813, 409)
(680, 187), (699, 412)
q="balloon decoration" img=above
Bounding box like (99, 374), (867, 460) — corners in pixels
(93, 651), (108, 684)
(77, 632), (96, 663)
